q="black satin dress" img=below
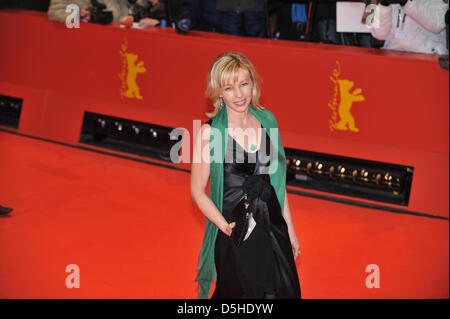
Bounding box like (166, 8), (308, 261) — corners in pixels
(212, 126), (301, 299)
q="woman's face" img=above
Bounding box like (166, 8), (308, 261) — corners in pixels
(220, 69), (253, 113)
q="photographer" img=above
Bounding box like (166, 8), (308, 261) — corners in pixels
(175, 0), (219, 33)
(47, 0), (143, 24)
(216, 0), (266, 38)
(121, 0), (168, 28)
(371, 0), (449, 54)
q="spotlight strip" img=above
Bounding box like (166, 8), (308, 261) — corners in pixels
(80, 112), (182, 163)
(0, 94), (23, 129)
(285, 148), (414, 206)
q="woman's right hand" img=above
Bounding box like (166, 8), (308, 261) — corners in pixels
(221, 222), (236, 236)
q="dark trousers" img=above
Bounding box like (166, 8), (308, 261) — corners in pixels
(218, 11), (266, 38)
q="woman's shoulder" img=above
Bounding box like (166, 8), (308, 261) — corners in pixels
(199, 120), (213, 139)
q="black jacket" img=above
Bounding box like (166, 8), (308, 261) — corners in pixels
(216, 0), (264, 13)
(177, 0), (219, 31)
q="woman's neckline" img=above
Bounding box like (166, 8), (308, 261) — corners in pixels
(227, 123), (263, 154)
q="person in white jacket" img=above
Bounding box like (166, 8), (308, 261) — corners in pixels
(371, 0), (449, 54)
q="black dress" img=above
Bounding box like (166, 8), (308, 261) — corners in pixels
(212, 125), (301, 299)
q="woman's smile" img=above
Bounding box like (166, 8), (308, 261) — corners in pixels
(234, 99), (247, 107)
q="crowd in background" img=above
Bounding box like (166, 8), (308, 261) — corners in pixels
(0, 0), (448, 55)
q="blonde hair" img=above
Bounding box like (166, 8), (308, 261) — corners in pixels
(205, 51), (263, 118)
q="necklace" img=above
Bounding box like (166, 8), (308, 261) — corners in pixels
(230, 131), (258, 152)
(229, 116), (259, 152)
(231, 134), (258, 152)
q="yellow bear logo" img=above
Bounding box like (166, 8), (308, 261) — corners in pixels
(119, 39), (146, 100)
(328, 61), (365, 132)
(336, 79), (365, 132)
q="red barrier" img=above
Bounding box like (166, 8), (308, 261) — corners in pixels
(0, 10), (448, 217)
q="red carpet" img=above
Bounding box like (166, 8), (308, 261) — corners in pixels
(0, 131), (448, 298)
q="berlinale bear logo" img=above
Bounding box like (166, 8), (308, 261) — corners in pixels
(119, 38), (146, 100)
(328, 61), (365, 132)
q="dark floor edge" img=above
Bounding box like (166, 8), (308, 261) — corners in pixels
(287, 188), (449, 221)
(0, 127), (190, 173)
(1, 127), (448, 221)
(76, 145), (190, 173)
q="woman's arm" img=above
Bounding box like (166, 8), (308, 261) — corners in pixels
(283, 189), (300, 259)
(371, 4), (394, 41)
(403, 0), (447, 35)
(190, 123), (235, 236)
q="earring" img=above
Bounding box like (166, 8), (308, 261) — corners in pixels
(219, 97), (225, 109)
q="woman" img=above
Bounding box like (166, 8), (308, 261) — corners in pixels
(191, 52), (301, 299)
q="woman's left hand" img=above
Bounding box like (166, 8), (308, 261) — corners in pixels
(283, 190), (301, 260)
(139, 18), (160, 28)
(289, 230), (301, 259)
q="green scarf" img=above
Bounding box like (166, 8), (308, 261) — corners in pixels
(195, 105), (287, 299)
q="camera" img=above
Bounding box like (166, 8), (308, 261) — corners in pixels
(88, 0), (113, 25)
